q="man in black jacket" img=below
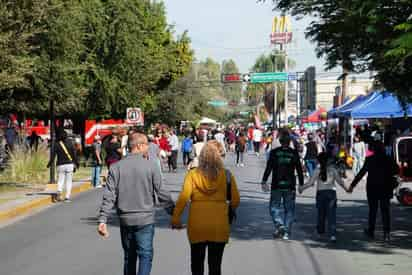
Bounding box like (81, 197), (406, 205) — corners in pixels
(261, 133), (304, 240)
(48, 129), (79, 202)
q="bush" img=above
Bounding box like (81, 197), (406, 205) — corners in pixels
(0, 145), (49, 186)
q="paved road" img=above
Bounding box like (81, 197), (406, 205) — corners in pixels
(1, 153), (412, 275)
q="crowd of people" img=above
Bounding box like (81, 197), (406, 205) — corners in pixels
(92, 122), (407, 275)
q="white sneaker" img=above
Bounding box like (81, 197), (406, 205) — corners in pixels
(240, 163), (244, 167)
(282, 233), (289, 240)
(236, 163), (240, 167)
(330, 236), (337, 242)
(96, 185), (103, 188)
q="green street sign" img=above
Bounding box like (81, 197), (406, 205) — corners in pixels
(250, 72), (288, 83)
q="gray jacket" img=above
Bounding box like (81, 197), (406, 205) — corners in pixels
(98, 153), (174, 226)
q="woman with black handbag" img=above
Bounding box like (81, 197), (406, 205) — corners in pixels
(171, 140), (240, 275)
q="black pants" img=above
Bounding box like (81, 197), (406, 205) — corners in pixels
(253, 141), (260, 153)
(168, 150), (178, 170)
(367, 196), (391, 234)
(191, 242), (226, 275)
(183, 152), (191, 166)
(236, 150), (244, 164)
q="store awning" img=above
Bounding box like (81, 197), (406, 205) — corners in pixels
(303, 107), (327, 123)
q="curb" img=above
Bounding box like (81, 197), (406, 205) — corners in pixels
(0, 181), (93, 224)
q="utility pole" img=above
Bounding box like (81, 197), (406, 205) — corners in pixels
(49, 99), (56, 184)
(282, 44), (288, 126)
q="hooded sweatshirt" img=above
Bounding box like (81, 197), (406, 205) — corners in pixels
(172, 168), (240, 243)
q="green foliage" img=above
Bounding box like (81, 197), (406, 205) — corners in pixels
(0, 146), (49, 185)
(0, 0), (194, 118)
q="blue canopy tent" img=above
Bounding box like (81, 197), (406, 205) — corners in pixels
(328, 91), (381, 119)
(327, 95), (363, 118)
(351, 92), (412, 119)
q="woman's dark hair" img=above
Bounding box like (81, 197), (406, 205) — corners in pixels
(317, 152), (329, 182)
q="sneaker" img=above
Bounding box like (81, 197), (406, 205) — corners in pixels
(240, 163), (244, 167)
(64, 198), (71, 203)
(330, 236), (337, 242)
(282, 233), (289, 240)
(236, 163), (240, 167)
(96, 185), (103, 188)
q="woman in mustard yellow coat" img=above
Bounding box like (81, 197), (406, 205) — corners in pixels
(171, 140), (240, 275)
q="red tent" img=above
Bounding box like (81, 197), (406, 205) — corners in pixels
(302, 108), (327, 123)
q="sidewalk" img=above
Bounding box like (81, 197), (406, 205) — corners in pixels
(0, 179), (92, 225)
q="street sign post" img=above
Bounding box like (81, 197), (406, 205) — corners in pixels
(250, 72), (288, 83)
(126, 108), (144, 125)
(221, 74), (242, 83)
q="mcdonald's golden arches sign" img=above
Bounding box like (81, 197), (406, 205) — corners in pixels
(270, 16), (293, 44)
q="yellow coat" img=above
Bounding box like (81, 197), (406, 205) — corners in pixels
(171, 168), (240, 244)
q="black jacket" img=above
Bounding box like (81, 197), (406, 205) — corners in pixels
(50, 139), (78, 167)
(262, 146), (304, 191)
(351, 154), (399, 199)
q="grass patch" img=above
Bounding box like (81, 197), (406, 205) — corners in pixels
(0, 146), (49, 187)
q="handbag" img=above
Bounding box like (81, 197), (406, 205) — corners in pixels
(225, 169), (237, 224)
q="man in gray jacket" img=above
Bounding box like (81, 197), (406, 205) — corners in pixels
(98, 133), (174, 275)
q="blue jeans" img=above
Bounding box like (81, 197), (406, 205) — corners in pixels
(305, 159), (317, 177)
(91, 165), (102, 187)
(120, 224), (155, 275)
(269, 190), (296, 234)
(316, 190), (337, 236)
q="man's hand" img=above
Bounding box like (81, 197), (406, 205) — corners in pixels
(98, 223), (109, 238)
(170, 221), (185, 230)
(261, 182), (270, 193)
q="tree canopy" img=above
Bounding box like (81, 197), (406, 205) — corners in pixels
(0, 0), (194, 122)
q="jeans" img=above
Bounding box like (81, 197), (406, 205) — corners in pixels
(316, 190), (337, 236)
(168, 150), (178, 170)
(236, 151), (244, 164)
(305, 159), (317, 177)
(253, 141), (260, 154)
(367, 197), (391, 234)
(269, 190), (296, 234)
(352, 156), (363, 176)
(247, 140), (253, 152)
(57, 163), (74, 199)
(120, 224), (155, 275)
(183, 151), (191, 166)
(91, 165), (102, 187)
(191, 242), (226, 275)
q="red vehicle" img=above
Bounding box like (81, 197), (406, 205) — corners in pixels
(85, 119), (143, 146)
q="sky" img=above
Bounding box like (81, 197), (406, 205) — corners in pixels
(162, 0), (328, 74)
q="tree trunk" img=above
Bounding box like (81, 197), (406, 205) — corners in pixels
(341, 66), (349, 105)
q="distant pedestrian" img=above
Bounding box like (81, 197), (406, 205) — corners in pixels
(5, 126), (17, 152)
(98, 133), (175, 275)
(48, 130), (79, 202)
(214, 129), (226, 153)
(348, 141), (399, 241)
(28, 131), (41, 151)
(171, 140), (240, 275)
(105, 135), (122, 169)
(261, 133), (304, 240)
(304, 133), (318, 177)
(352, 135), (366, 175)
(147, 134), (162, 175)
(252, 127), (262, 156)
(91, 135), (103, 188)
(168, 130), (179, 172)
(247, 126), (254, 152)
(235, 132), (247, 167)
(182, 133), (194, 167)
(188, 132), (206, 170)
(299, 152), (349, 242)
